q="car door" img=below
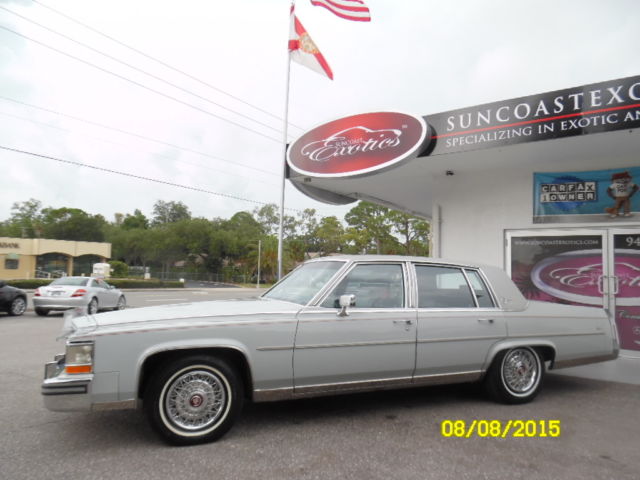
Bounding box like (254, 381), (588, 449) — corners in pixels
(92, 279), (114, 308)
(413, 264), (506, 379)
(293, 262), (417, 394)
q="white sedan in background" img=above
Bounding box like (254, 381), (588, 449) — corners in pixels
(33, 276), (126, 316)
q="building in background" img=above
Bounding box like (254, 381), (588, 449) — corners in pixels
(0, 237), (111, 279)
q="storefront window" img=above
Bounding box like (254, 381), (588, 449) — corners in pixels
(509, 235), (603, 307)
(36, 253), (69, 277)
(73, 255), (103, 276)
(4, 258), (19, 270)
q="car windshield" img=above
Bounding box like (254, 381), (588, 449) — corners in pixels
(262, 261), (345, 305)
(50, 277), (89, 287)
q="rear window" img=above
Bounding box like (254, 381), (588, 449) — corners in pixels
(50, 277), (89, 287)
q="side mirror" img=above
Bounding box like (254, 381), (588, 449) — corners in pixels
(337, 294), (356, 317)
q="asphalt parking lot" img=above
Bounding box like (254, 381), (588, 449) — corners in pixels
(1, 295), (639, 480)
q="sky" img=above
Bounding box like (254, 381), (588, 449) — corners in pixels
(0, 0), (639, 225)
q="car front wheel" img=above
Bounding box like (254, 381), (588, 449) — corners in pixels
(144, 356), (243, 446)
(484, 346), (544, 404)
(8, 297), (26, 316)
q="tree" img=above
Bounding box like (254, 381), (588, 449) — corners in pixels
(122, 209), (149, 230)
(253, 204), (297, 238)
(297, 208), (320, 255)
(387, 211), (430, 256)
(344, 201), (393, 254)
(152, 200), (191, 225)
(315, 216), (344, 255)
(40, 207), (107, 242)
(4, 198), (43, 237)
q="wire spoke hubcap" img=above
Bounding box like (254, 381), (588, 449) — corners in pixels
(502, 349), (538, 393)
(165, 370), (226, 431)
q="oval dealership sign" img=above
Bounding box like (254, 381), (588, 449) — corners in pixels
(287, 112), (430, 178)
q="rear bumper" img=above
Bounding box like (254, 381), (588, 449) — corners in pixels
(33, 297), (88, 310)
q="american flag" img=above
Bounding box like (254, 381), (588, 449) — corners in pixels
(310, 0), (371, 22)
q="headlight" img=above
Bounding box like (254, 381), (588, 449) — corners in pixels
(65, 342), (94, 374)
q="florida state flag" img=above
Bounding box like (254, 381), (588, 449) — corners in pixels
(288, 6), (334, 80)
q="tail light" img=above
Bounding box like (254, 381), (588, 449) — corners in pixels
(34, 288), (41, 297)
(71, 289), (87, 297)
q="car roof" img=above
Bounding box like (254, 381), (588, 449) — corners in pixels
(307, 255), (485, 269)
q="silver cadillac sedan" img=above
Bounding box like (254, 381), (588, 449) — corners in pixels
(41, 256), (618, 445)
(33, 276), (126, 316)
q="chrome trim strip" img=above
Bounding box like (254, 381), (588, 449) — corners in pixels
(515, 331), (605, 338)
(90, 316), (298, 337)
(418, 336), (505, 344)
(552, 352), (619, 369)
(294, 376), (413, 396)
(255, 345), (293, 352)
(253, 387), (294, 402)
(92, 400), (137, 411)
(412, 370), (483, 385)
(253, 371), (485, 402)
(295, 339), (416, 350)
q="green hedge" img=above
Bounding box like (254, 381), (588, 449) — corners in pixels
(107, 279), (184, 289)
(7, 278), (184, 289)
(6, 279), (50, 289)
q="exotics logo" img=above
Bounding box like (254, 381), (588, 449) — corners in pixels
(531, 249), (640, 306)
(287, 112), (429, 177)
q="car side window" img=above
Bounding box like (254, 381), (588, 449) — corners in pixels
(415, 265), (476, 308)
(321, 264), (404, 309)
(465, 269), (495, 308)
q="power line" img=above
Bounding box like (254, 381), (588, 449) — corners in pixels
(0, 110), (280, 188)
(1, 5), (296, 138)
(0, 25), (283, 144)
(0, 144), (306, 211)
(0, 95), (280, 177)
(31, 0), (306, 131)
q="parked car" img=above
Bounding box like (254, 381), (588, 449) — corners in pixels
(42, 256), (618, 445)
(33, 276), (126, 316)
(0, 280), (27, 316)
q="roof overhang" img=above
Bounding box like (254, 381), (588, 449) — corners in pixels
(288, 75), (640, 218)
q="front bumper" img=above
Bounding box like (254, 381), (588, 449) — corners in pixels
(42, 354), (92, 411)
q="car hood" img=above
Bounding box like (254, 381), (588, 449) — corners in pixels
(63, 297), (302, 338)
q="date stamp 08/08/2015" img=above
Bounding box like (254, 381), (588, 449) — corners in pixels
(440, 419), (561, 438)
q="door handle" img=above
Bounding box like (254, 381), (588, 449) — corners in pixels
(477, 318), (494, 324)
(393, 320), (413, 326)
(611, 276), (619, 295)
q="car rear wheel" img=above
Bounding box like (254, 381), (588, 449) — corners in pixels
(115, 296), (126, 310)
(87, 298), (99, 315)
(484, 346), (544, 404)
(144, 356), (243, 446)
(8, 297), (26, 316)
(35, 307), (50, 316)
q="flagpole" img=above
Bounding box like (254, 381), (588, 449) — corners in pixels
(277, 1), (294, 281)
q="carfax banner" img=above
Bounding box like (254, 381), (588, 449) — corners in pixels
(533, 166), (640, 223)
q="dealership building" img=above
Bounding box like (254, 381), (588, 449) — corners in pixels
(0, 237), (111, 280)
(287, 75), (640, 384)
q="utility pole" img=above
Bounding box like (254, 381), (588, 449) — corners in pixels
(256, 239), (261, 289)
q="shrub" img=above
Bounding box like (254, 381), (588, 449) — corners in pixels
(108, 260), (129, 278)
